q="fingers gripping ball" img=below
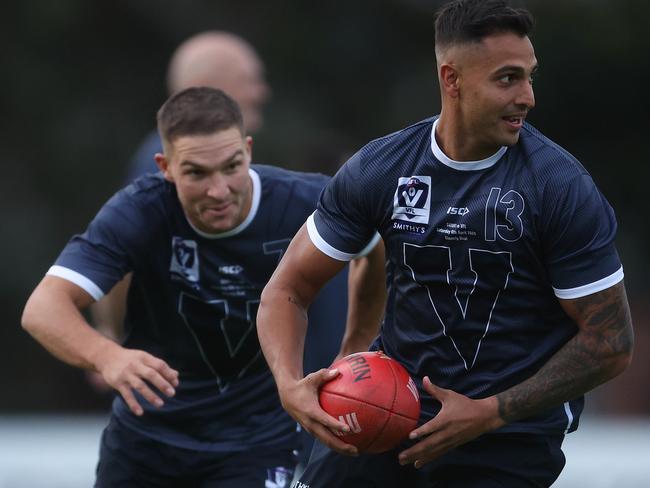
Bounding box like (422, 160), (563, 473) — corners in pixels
(319, 351), (420, 453)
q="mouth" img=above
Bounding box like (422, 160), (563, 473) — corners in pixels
(502, 114), (525, 130)
(202, 202), (233, 217)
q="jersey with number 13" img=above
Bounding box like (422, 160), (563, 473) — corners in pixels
(308, 117), (623, 436)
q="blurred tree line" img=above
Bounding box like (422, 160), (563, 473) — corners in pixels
(2, 0), (648, 413)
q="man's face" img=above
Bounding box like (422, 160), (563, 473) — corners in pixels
(452, 32), (537, 153)
(157, 127), (253, 234)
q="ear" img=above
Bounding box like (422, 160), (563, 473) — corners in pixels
(154, 153), (174, 182)
(245, 135), (253, 159)
(439, 63), (460, 99)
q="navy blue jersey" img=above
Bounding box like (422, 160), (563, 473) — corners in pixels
(48, 165), (333, 452)
(309, 117), (623, 436)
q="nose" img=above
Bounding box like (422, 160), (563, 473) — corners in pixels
(206, 174), (230, 200)
(516, 80), (535, 110)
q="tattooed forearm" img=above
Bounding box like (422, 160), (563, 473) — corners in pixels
(497, 282), (633, 423)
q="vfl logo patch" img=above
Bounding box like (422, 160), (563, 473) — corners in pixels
(392, 176), (431, 225)
(170, 237), (199, 282)
(265, 466), (292, 488)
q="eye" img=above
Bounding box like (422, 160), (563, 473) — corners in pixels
(225, 161), (241, 173)
(498, 74), (515, 84)
(184, 168), (204, 177)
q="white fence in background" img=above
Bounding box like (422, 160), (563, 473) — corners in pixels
(0, 415), (648, 487)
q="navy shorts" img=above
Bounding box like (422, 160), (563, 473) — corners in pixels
(293, 432), (565, 488)
(95, 417), (298, 487)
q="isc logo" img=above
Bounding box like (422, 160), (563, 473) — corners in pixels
(447, 206), (469, 215)
(219, 265), (243, 275)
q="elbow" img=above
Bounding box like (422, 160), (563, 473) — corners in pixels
(21, 287), (50, 338)
(607, 326), (635, 379)
(617, 345), (634, 377)
(21, 302), (40, 336)
(607, 352), (632, 381)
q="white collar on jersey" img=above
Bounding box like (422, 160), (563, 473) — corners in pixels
(430, 118), (507, 171)
(185, 168), (261, 239)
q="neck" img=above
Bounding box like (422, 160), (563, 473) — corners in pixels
(435, 110), (500, 162)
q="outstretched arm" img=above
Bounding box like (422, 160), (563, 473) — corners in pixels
(22, 275), (179, 415)
(258, 224), (360, 455)
(339, 238), (386, 357)
(399, 281), (634, 468)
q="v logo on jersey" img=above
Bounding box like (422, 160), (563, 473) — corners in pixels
(178, 293), (262, 392)
(403, 189), (424, 207)
(403, 243), (513, 370)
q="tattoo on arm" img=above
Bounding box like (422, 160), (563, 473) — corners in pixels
(497, 282), (633, 423)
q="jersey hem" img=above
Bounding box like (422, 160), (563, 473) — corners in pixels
(110, 410), (299, 453)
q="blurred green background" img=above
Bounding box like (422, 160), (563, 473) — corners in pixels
(2, 0), (648, 415)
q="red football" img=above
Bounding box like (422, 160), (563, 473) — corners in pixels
(318, 351), (420, 453)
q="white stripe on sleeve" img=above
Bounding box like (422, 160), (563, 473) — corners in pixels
(553, 267), (624, 300)
(306, 213), (358, 262)
(47, 265), (105, 301)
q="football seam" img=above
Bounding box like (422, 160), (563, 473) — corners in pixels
(321, 390), (419, 421)
(387, 358), (400, 414)
(365, 358), (401, 452)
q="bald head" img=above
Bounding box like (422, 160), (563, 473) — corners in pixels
(167, 31), (270, 133)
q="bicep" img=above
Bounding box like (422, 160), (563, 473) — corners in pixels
(558, 281), (634, 358)
(23, 275), (96, 329)
(39, 275), (97, 309)
(270, 224), (347, 307)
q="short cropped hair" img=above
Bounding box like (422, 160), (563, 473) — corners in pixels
(157, 86), (244, 145)
(435, 0), (534, 49)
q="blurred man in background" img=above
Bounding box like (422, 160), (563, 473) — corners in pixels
(127, 30), (270, 180)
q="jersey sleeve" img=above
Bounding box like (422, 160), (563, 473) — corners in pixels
(47, 191), (152, 300)
(308, 151), (379, 261)
(542, 172), (623, 299)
